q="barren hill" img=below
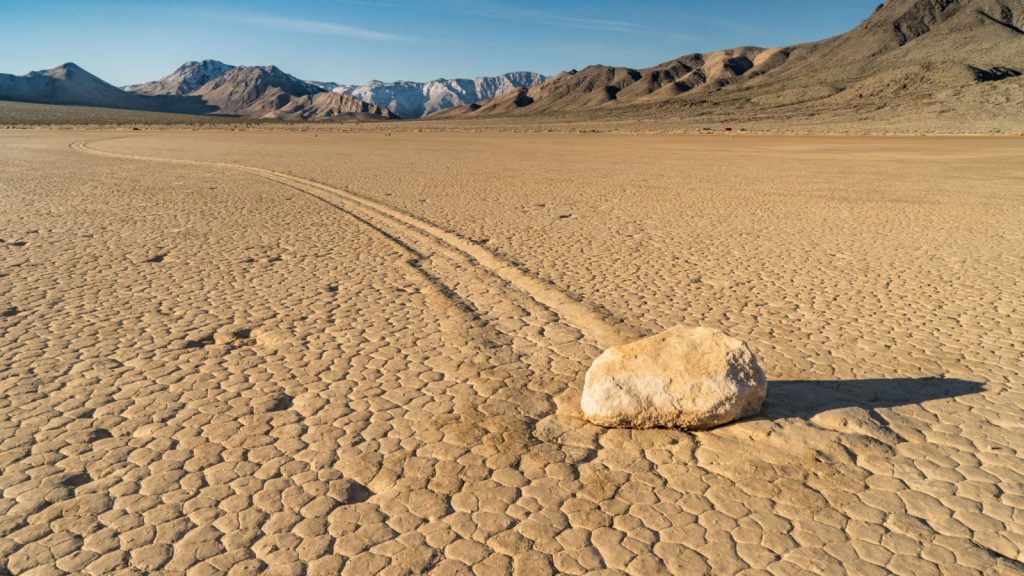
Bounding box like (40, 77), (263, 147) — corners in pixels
(433, 0), (1024, 130)
(187, 65), (395, 119)
(0, 63), (215, 114)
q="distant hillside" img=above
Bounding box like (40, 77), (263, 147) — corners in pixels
(0, 100), (249, 125)
(432, 0), (1024, 130)
(335, 72), (548, 118)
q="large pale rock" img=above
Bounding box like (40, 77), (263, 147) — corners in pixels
(582, 325), (767, 430)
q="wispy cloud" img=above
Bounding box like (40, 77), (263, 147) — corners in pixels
(234, 13), (405, 41)
(231, 2), (639, 35)
(440, 1), (641, 33)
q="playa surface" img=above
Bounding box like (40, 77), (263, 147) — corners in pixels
(1, 130), (1022, 575)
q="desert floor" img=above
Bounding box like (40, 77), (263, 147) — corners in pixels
(1, 130), (1022, 575)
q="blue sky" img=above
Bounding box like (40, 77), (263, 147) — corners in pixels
(1, 0), (881, 85)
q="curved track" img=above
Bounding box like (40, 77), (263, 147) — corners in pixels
(70, 138), (640, 350)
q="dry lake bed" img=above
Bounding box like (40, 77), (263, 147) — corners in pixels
(1, 130), (1022, 575)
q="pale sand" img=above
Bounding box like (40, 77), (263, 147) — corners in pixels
(1, 130), (1022, 575)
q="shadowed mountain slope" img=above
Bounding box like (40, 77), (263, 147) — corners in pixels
(0, 63), (216, 114)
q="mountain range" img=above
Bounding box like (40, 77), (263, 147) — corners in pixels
(434, 0), (1024, 128)
(1, 0), (1021, 128)
(1, 61), (396, 121)
(125, 61), (546, 119)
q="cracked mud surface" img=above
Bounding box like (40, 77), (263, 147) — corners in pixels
(1, 130), (1022, 575)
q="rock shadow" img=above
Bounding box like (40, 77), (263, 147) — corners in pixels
(184, 334), (215, 349)
(761, 377), (983, 421)
(344, 481), (373, 505)
(61, 472), (93, 489)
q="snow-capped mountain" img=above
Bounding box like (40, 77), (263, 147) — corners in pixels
(335, 72), (548, 118)
(124, 60), (235, 96)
